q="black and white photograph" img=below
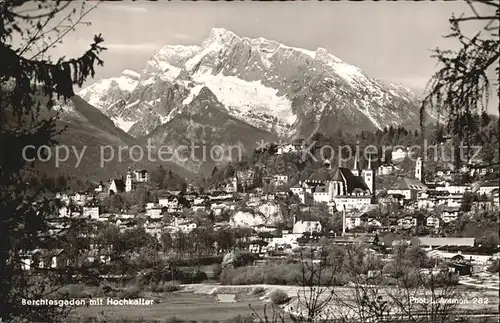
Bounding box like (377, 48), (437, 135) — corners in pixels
(0, 0), (499, 322)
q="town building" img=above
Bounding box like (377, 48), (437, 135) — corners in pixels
(392, 147), (407, 163)
(425, 215), (440, 229)
(388, 177), (427, 201)
(83, 206), (99, 220)
(292, 156), (374, 212)
(397, 216), (417, 229)
(378, 164), (395, 176)
(293, 220), (322, 234)
(108, 178), (126, 195)
(125, 168), (149, 192)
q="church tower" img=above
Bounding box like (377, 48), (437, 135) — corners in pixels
(125, 168), (133, 192)
(232, 176), (238, 193)
(415, 157), (422, 181)
(361, 155), (374, 194)
(352, 149), (360, 177)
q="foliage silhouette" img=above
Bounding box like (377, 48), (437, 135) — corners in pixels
(1, 1), (106, 321)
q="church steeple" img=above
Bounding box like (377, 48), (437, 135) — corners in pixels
(361, 155), (374, 194)
(415, 157), (422, 181)
(352, 149), (360, 177)
(125, 167), (133, 192)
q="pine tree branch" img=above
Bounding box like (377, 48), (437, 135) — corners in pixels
(29, 2), (100, 60)
(9, 1), (71, 20)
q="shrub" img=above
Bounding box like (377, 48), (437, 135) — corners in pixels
(182, 269), (208, 283)
(149, 281), (181, 293)
(119, 285), (141, 299)
(207, 263), (222, 278)
(162, 281), (181, 292)
(58, 284), (90, 298)
(226, 315), (255, 323)
(252, 286), (265, 295)
(269, 289), (289, 305)
(487, 259), (499, 273)
(163, 317), (183, 323)
(219, 263), (344, 286)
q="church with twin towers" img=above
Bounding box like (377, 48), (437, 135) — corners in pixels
(292, 151), (375, 212)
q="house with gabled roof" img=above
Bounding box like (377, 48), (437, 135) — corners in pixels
(388, 177), (427, 201)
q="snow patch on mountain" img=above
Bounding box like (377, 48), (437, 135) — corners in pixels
(185, 42), (224, 72)
(182, 83), (204, 105)
(356, 105), (383, 130)
(315, 48), (366, 87)
(78, 69), (139, 108)
(184, 29), (241, 72)
(121, 69), (140, 80)
(281, 44), (316, 59)
(146, 57), (182, 82)
(331, 63), (365, 86)
(153, 45), (201, 65)
(112, 116), (136, 132)
(160, 108), (180, 124)
(124, 100), (140, 111)
(113, 70), (140, 92)
(192, 72), (295, 125)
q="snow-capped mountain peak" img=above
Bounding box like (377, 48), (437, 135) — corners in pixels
(202, 27), (241, 47)
(77, 28), (421, 142)
(120, 69), (140, 81)
(77, 69), (140, 110)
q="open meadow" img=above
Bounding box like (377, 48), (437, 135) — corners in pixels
(71, 284), (499, 322)
(72, 291), (262, 322)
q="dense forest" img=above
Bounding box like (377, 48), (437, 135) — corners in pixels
(199, 115), (499, 190)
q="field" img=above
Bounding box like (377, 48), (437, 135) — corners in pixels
(73, 292), (262, 322)
(72, 284), (499, 322)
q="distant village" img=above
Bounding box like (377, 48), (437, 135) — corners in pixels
(22, 143), (499, 281)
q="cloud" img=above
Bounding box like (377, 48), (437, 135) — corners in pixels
(105, 42), (162, 52)
(103, 3), (148, 13)
(173, 33), (195, 41)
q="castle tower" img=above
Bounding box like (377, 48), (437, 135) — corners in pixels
(362, 155), (374, 194)
(352, 149), (360, 177)
(125, 168), (133, 192)
(415, 157), (422, 181)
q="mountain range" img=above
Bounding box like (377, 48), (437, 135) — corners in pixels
(61, 27), (430, 176)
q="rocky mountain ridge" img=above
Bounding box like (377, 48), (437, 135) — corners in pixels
(79, 28), (422, 139)
(75, 27), (427, 174)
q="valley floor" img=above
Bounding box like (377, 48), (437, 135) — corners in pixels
(71, 283), (499, 322)
(73, 292), (262, 322)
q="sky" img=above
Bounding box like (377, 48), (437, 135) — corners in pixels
(22, 0), (498, 113)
